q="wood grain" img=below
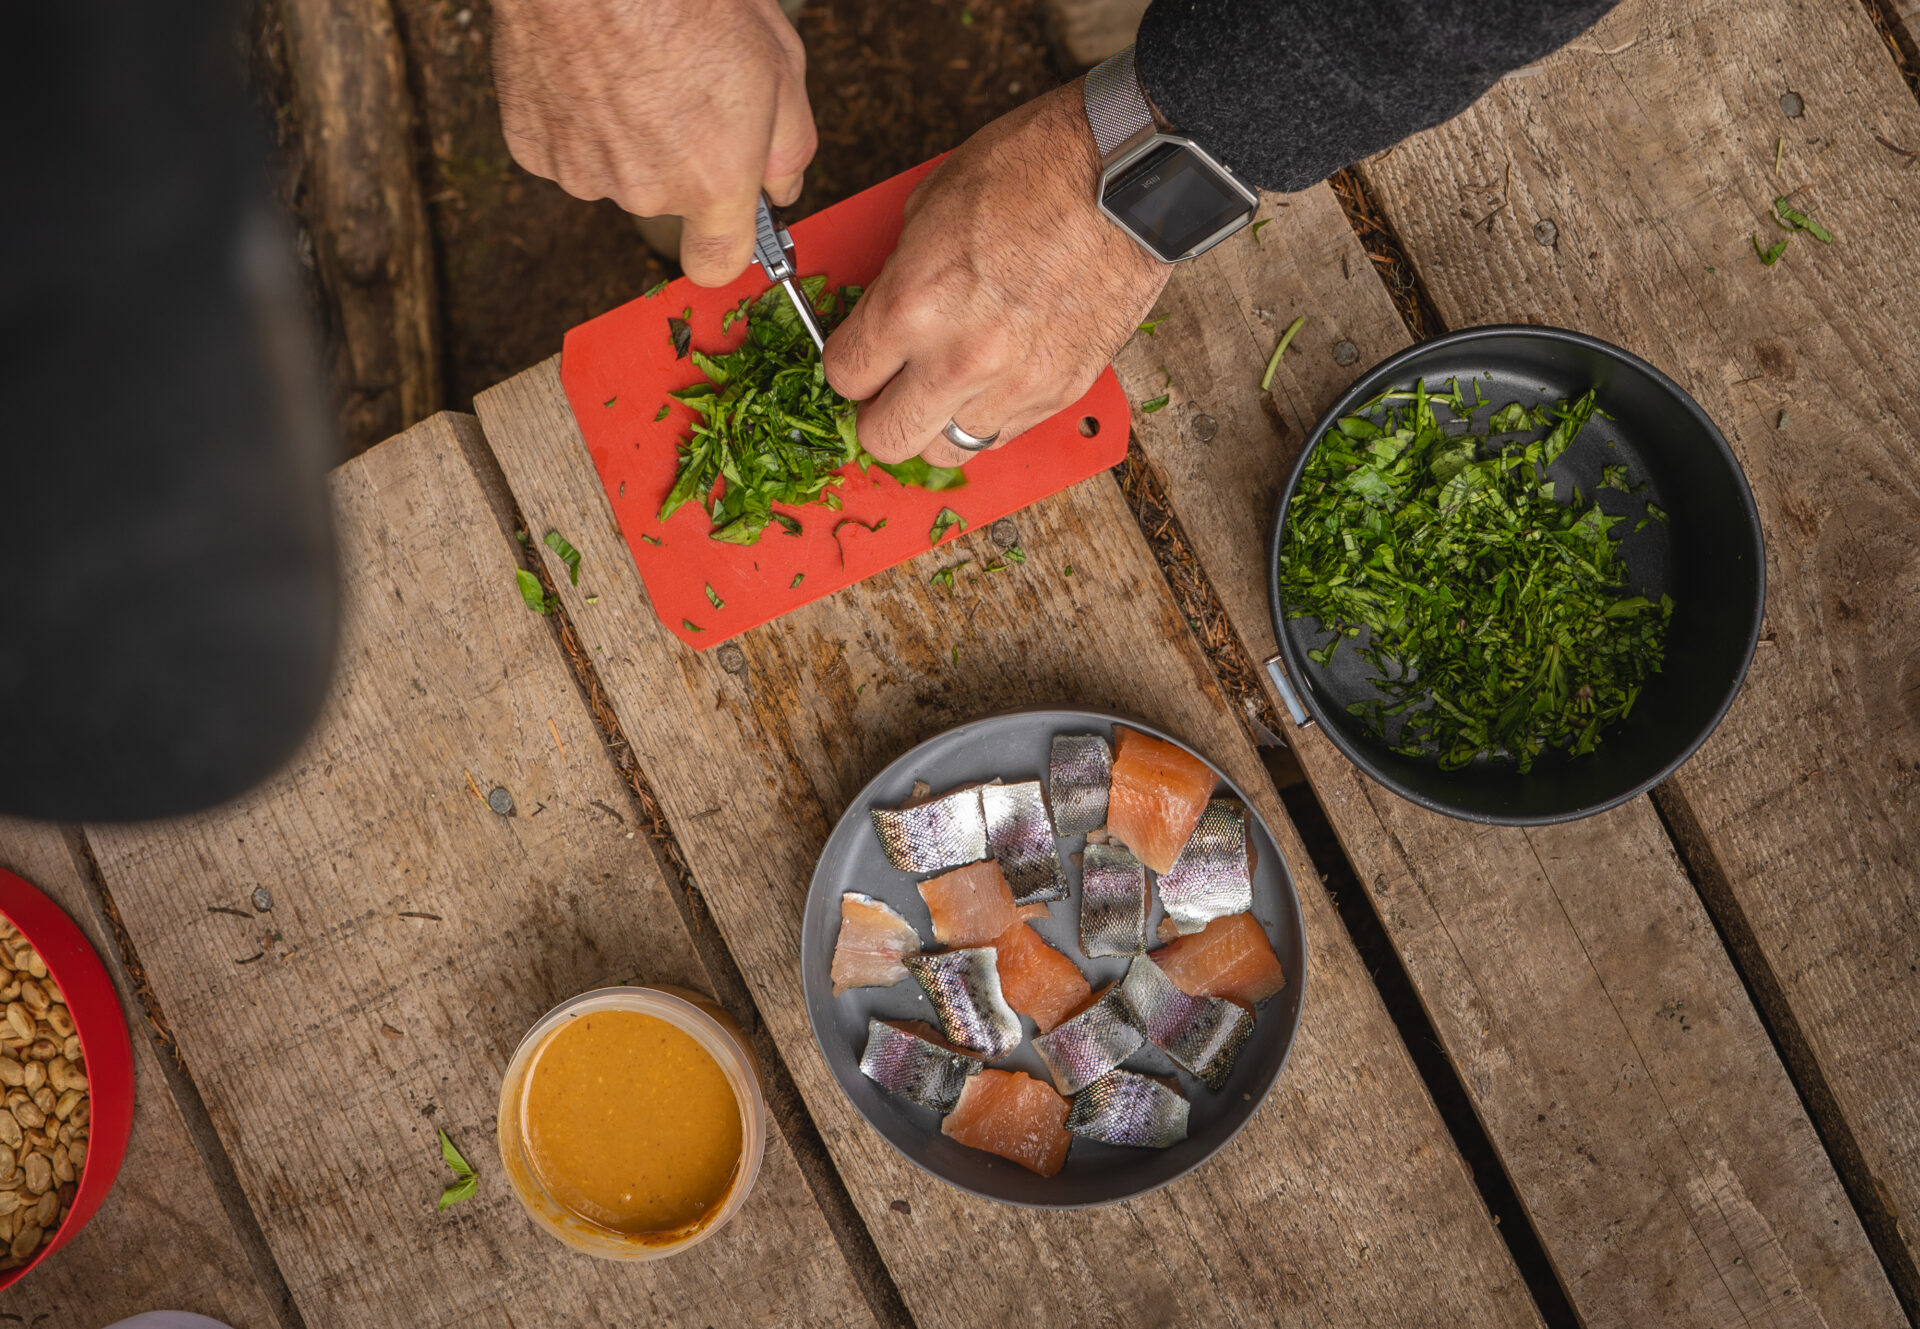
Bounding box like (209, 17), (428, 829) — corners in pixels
(1357, 0), (1920, 1304)
(82, 414), (875, 1328)
(475, 357), (1541, 1329)
(1118, 180), (1903, 1325)
(0, 818), (288, 1328)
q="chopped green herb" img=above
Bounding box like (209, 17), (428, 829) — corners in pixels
(515, 529), (530, 545)
(585, 595), (600, 604)
(952, 645), (960, 666)
(867, 454), (967, 491)
(682, 305), (693, 321)
(1773, 194), (1834, 243)
(1261, 315), (1307, 391)
(440, 1129), (474, 1178)
(960, 7), (973, 23)
(438, 1174), (477, 1211)
(931, 561), (969, 591)
(983, 559), (1007, 573)
(705, 584), (724, 608)
(1064, 564), (1074, 577)
(604, 396), (618, 408)
(1138, 317), (1167, 336)
(1004, 545), (1027, 564)
(667, 315), (692, 359)
(653, 404), (670, 422)
(1753, 233), (1790, 265)
(1600, 464), (1633, 492)
(682, 619), (705, 632)
(790, 572), (805, 588)
(640, 533), (662, 546)
(720, 297), (750, 334)
(930, 507), (968, 544)
(1644, 502), (1669, 524)
(543, 530), (582, 585)
(515, 568), (553, 615)
(1277, 382), (1673, 773)
(643, 279), (669, 299)
(772, 511), (802, 537)
(832, 516), (886, 566)
(1141, 393), (1170, 414)
(1251, 218), (1272, 244)
(619, 481), (627, 497)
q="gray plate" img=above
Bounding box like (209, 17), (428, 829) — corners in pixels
(800, 708), (1308, 1207)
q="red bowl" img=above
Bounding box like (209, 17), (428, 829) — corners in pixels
(0, 868), (135, 1289)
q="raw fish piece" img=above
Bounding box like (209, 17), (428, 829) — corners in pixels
(1117, 954), (1254, 1090)
(1048, 733), (1112, 836)
(1032, 984), (1144, 1095)
(989, 922), (1091, 1033)
(1079, 841), (1149, 958)
(1106, 727), (1218, 874)
(830, 891), (920, 996)
(918, 860), (1048, 948)
(983, 781), (1067, 904)
(941, 1069), (1072, 1177)
(870, 785), (986, 873)
(859, 1018), (982, 1111)
(1066, 1069), (1189, 1148)
(904, 948), (1023, 1060)
(1157, 800), (1253, 936)
(1151, 912), (1286, 1007)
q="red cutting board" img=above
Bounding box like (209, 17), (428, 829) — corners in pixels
(559, 158), (1130, 649)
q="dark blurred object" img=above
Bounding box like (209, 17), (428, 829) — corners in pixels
(0, 0), (338, 820)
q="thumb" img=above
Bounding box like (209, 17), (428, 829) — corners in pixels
(763, 72), (818, 207)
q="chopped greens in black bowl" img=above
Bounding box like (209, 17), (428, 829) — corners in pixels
(1265, 326), (1764, 825)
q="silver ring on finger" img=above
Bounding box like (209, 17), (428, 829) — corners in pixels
(942, 418), (1000, 452)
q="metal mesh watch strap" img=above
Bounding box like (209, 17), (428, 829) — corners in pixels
(1083, 43), (1154, 161)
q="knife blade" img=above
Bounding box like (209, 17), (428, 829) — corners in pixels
(752, 193), (828, 353)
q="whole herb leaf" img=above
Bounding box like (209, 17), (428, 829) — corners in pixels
(543, 530), (582, 585)
(438, 1174), (478, 1211)
(1277, 381), (1673, 773)
(439, 1129), (474, 1178)
(929, 508), (967, 545)
(1140, 393), (1171, 414)
(515, 568), (553, 615)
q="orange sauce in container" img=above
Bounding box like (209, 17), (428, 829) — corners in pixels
(498, 988), (765, 1258)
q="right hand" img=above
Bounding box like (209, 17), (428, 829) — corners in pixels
(492, 0), (817, 286)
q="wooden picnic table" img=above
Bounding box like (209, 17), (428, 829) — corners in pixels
(3, 0), (1916, 1323)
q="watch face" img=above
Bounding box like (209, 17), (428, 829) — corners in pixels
(1103, 141), (1254, 262)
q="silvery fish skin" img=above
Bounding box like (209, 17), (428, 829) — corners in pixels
(870, 786), (987, 874)
(1066, 1068), (1190, 1148)
(1118, 954), (1254, 1090)
(982, 780), (1067, 905)
(904, 948), (1023, 1061)
(1157, 800), (1253, 936)
(858, 1018), (982, 1112)
(1079, 841), (1148, 958)
(1032, 985), (1144, 1095)
(1048, 733), (1112, 836)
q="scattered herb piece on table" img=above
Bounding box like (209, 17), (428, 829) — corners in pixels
(658, 279), (962, 546)
(1004, 545), (1027, 564)
(437, 1129), (478, 1211)
(931, 561), (969, 591)
(930, 508), (967, 545)
(515, 569), (554, 615)
(1138, 317), (1167, 336)
(1772, 194), (1835, 243)
(643, 279), (669, 299)
(1276, 379), (1673, 772)
(1261, 315), (1307, 391)
(543, 530), (582, 585)
(1753, 234), (1789, 265)
(1140, 393), (1171, 414)
(1250, 218), (1272, 243)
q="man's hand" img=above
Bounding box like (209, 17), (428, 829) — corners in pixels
(492, 0), (816, 286)
(824, 81), (1170, 469)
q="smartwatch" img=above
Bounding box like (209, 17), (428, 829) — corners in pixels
(1084, 44), (1259, 263)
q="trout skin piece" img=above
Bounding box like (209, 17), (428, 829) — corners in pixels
(904, 947), (1023, 1061)
(1066, 1068), (1189, 1148)
(982, 780), (1068, 904)
(1079, 841), (1149, 958)
(870, 785), (987, 873)
(1157, 800), (1253, 936)
(830, 891), (921, 996)
(1117, 954), (1254, 1090)
(1048, 733), (1112, 836)
(859, 1018), (982, 1111)
(1032, 984), (1144, 1096)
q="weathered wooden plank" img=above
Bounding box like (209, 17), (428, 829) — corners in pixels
(0, 818), (287, 1327)
(1118, 178), (1903, 1325)
(82, 414), (876, 1329)
(1356, 0), (1920, 1304)
(474, 358), (1541, 1328)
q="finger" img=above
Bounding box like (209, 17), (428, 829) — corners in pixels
(823, 284), (908, 402)
(763, 72), (818, 207)
(678, 174), (763, 287)
(855, 365), (967, 465)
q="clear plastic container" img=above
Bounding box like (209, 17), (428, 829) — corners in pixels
(497, 986), (766, 1259)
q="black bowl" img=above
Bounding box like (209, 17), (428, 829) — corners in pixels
(1265, 326), (1764, 825)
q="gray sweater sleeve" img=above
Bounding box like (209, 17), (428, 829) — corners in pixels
(1133, 0), (1620, 192)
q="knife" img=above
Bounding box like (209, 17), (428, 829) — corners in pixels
(752, 193), (827, 353)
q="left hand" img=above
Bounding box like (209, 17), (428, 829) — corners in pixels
(823, 80), (1171, 469)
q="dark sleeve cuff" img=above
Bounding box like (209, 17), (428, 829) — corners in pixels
(1134, 0), (1621, 192)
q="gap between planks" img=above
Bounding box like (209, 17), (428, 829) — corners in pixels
(457, 435), (917, 1329)
(60, 826), (309, 1329)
